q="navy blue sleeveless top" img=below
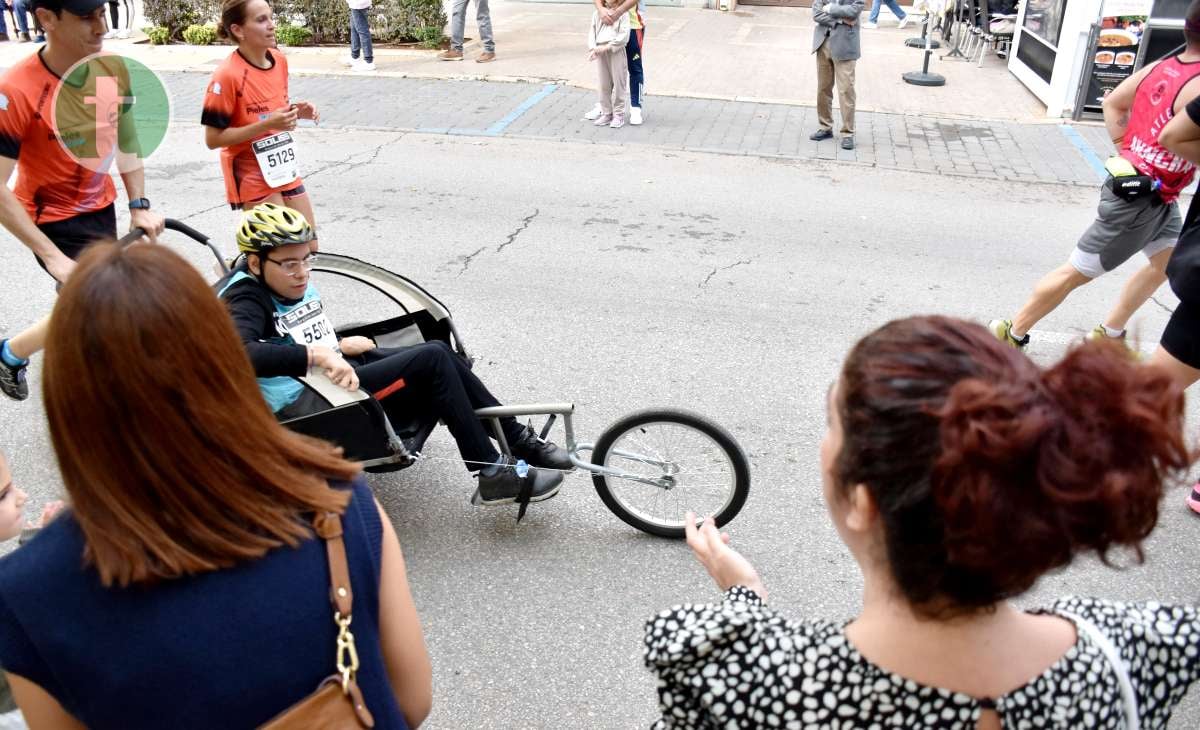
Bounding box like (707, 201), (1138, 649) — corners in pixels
(0, 478), (408, 729)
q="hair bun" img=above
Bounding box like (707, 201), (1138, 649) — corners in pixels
(932, 341), (1188, 600)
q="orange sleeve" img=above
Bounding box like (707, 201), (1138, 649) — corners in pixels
(0, 82), (33, 161)
(200, 65), (237, 130)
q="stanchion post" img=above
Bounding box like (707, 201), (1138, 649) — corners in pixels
(905, 10), (941, 48)
(903, 13), (947, 86)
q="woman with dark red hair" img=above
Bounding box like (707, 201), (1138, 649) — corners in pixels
(645, 316), (1199, 729)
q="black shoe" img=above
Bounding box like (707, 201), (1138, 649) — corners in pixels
(510, 428), (573, 471)
(475, 456), (563, 506)
(841, 136), (855, 150)
(809, 129), (834, 141)
(0, 343), (28, 401)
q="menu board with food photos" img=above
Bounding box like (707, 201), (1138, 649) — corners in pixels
(1084, 0), (1152, 112)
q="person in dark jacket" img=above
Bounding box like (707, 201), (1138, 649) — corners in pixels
(218, 203), (570, 506)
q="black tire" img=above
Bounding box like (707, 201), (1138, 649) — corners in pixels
(591, 408), (750, 538)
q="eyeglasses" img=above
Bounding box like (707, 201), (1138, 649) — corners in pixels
(265, 253), (318, 277)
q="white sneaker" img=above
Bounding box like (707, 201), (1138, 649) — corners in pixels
(863, 21), (878, 28)
(630, 107), (643, 125)
(103, 29), (118, 39)
(341, 55), (357, 67)
(117, 28), (132, 38)
(583, 103), (603, 121)
(352, 59), (376, 72)
(898, 15), (910, 29)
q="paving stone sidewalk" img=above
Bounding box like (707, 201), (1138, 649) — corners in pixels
(162, 71), (1108, 188)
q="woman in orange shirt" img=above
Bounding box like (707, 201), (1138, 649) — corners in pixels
(202, 0), (323, 248)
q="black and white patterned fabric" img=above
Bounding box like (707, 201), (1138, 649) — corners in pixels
(644, 587), (1200, 729)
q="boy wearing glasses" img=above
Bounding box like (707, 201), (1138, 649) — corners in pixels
(218, 204), (569, 505)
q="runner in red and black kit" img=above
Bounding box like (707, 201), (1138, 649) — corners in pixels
(988, 15), (1200, 352)
(0, 0), (164, 401)
(201, 0), (322, 249)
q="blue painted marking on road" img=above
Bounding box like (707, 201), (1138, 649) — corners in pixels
(483, 83), (559, 136)
(1059, 124), (1107, 181)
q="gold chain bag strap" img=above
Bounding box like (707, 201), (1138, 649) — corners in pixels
(259, 512), (376, 729)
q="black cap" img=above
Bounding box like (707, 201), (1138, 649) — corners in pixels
(29, 0), (107, 16)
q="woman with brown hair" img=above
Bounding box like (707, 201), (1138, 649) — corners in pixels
(646, 316), (1200, 729)
(0, 243), (431, 729)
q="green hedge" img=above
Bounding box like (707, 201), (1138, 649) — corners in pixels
(145, 0), (446, 45)
(182, 24), (218, 45)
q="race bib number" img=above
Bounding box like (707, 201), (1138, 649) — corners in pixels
(252, 131), (299, 188)
(277, 299), (338, 352)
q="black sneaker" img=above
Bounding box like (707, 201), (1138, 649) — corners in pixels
(475, 456), (563, 506)
(809, 129), (834, 141)
(0, 345), (28, 401)
(510, 428), (573, 471)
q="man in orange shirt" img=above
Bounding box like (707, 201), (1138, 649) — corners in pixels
(0, 0), (164, 401)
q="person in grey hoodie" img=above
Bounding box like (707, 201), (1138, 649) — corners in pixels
(811, 0), (865, 150)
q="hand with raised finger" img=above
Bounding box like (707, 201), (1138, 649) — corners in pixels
(294, 100), (319, 124)
(684, 511), (767, 601)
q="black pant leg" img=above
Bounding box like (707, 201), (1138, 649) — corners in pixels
(352, 343), (499, 470)
(431, 341), (526, 444)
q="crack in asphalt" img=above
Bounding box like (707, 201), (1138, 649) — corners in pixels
(1150, 295), (1176, 315)
(699, 259), (752, 290)
(456, 246), (488, 277)
(495, 209), (539, 254)
(307, 133), (404, 179)
(175, 134), (405, 227)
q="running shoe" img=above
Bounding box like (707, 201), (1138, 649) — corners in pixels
(583, 103), (604, 121)
(0, 345), (28, 401)
(988, 319), (1029, 349)
(593, 114), (613, 126)
(1188, 483), (1200, 515)
(863, 21), (878, 28)
(898, 15), (910, 29)
(1085, 325), (1142, 359)
(630, 107), (643, 125)
(352, 59), (376, 72)
(610, 114), (625, 129)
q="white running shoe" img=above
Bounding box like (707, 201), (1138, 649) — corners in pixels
(630, 107), (643, 125)
(863, 21), (878, 28)
(898, 15), (910, 29)
(583, 103), (603, 121)
(103, 29), (118, 39)
(352, 58), (376, 72)
(341, 55), (356, 67)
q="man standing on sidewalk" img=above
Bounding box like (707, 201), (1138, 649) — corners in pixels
(810, 0), (863, 151)
(988, 1), (1200, 351)
(438, 0), (495, 63)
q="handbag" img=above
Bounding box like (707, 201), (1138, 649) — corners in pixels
(258, 512), (376, 729)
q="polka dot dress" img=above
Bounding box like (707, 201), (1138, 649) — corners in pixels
(643, 588), (1200, 729)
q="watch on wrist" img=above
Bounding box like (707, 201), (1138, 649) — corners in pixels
(128, 198), (151, 210)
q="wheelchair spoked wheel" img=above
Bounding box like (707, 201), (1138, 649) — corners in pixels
(590, 409), (750, 538)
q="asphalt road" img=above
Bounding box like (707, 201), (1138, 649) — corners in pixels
(1, 125), (1197, 728)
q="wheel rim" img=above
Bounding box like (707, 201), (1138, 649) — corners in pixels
(600, 420), (739, 530)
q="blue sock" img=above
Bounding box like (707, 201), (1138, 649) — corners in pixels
(1, 340), (28, 367)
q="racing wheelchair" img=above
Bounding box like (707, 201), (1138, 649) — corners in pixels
(131, 220), (751, 538)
